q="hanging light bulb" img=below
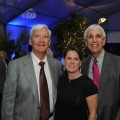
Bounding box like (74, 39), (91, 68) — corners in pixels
(98, 18), (107, 24)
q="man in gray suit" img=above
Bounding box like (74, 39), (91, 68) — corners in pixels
(2, 24), (62, 120)
(81, 24), (120, 120)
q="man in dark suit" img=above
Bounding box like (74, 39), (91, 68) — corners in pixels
(0, 60), (6, 120)
(2, 24), (62, 120)
(81, 24), (120, 120)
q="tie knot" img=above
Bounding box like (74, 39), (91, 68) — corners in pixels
(39, 61), (45, 67)
(94, 59), (97, 63)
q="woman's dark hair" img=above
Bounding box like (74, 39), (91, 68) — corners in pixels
(63, 45), (82, 60)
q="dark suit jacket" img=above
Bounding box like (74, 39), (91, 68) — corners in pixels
(81, 51), (120, 120)
(0, 61), (6, 94)
(0, 61), (6, 119)
(2, 54), (62, 120)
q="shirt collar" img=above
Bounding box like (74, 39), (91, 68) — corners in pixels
(31, 52), (47, 65)
(92, 50), (105, 63)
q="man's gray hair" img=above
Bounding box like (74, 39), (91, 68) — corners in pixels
(84, 24), (106, 40)
(30, 24), (51, 38)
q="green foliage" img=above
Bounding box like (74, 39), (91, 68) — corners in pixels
(52, 12), (88, 58)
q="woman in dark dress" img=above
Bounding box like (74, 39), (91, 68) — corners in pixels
(55, 45), (98, 120)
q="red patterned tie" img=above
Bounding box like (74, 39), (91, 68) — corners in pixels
(92, 59), (100, 88)
(39, 62), (50, 120)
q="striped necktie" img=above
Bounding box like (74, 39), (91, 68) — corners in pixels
(39, 61), (50, 120)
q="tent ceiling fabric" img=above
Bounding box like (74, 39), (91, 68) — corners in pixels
(0, 0), (120, 31)
(0, 0), (43, 23)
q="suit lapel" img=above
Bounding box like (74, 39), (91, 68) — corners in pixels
(98, 52), (112, 105)
(81, 55), (91, 76)
(47, 56), (57, 106)
(47, 56), (54, 80)
(22, 54), (39, 105)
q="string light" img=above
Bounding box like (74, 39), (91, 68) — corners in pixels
(54, 13), (88, 57)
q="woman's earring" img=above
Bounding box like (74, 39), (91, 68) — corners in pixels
(79, 65), (81, 72)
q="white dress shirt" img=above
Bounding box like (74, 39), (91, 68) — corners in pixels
(31, 52), (53, 113)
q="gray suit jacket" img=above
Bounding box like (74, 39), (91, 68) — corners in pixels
(2, 54), (61, 120)
(81, 52), (120, 120)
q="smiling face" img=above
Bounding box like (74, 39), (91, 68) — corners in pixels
(64, 50), (81, 74)
(85, 29), (106, 58)
(30, 27), (51, 58)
